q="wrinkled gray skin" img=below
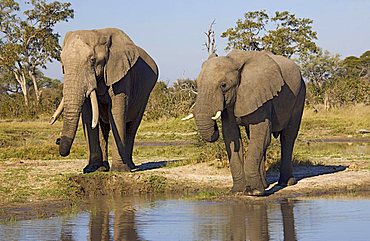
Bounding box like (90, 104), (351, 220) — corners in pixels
(194, 50), (306, 196)
(57, 28), (158, 173)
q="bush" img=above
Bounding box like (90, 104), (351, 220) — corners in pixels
(144, 79), (197, 120)
(323, 77), (370, 107)
(0, 86), (62, 120)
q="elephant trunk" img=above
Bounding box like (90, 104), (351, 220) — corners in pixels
(59, 75), (86, 157)
(195, 114), (220, 142)
(193, 91), (223, 142)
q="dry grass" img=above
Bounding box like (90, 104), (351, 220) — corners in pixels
(300, 104), (370, 139)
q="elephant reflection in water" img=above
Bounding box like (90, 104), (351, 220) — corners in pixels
(195, 200), (297, 241)
(231, 201), (296, 241)
(87, 199), (139, 241)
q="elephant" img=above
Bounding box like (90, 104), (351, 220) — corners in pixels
(188, 49), (305, 196)
(50, 28), (158, 173)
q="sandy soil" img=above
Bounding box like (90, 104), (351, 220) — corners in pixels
(143, 157), (370, 199)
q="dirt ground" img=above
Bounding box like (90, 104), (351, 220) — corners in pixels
(1, 155), (370, 222)
(142, 157), (370, 199)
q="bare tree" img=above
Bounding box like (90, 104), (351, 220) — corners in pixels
(203, 19), (217, 56)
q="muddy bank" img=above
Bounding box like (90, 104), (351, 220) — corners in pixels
(69, 162), (370, 200)
(1, 157), (370, 222)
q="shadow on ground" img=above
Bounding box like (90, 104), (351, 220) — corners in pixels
(135, 160), (181, 171)
(265, 164), (347, 195)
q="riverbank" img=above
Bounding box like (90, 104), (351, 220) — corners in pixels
(1, 154), (370, 223)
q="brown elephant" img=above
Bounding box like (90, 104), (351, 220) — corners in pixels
(188, 50), (305, 196)
(50, 28), (158, 173)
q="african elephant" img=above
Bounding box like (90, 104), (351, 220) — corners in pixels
(190, 50), (305, 196)
(50, 28), (158, 173)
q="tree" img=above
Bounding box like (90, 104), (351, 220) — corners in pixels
(0, 67), (20, 94)
(297, 48), (342, 88)
(203, 19), (217, 56)
(296, 48), (342, 106)
(342, 50), (370, 80)
(221, 10), (318, 58)
(297, 49), (370, 107)
(221, 10), (268, 51)
(0, 0), (73, 106)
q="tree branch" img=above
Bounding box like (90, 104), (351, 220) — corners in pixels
(203, 19), (217, 56)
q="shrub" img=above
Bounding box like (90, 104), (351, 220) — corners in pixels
(144, 79), (197, 120)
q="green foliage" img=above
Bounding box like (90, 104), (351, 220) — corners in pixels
(263, 11), (318, 58)
(297, 48), (343, 104)
(221, 10), (318, 58)
(299, 49), (370, 107)
(0, 0), (73, 106)
(324, 77), (370, 106)
(342, 51), (370, 80)
(221, 10), (268, 51)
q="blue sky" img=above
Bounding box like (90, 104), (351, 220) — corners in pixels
(41, 0), (370, 82)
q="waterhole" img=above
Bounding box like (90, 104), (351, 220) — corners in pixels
(1, 195), (370, 240)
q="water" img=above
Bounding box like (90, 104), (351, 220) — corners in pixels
(1, 196), (370, 241)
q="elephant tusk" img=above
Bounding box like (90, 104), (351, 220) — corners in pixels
(190, 103), (196, 110)
(49, 97), (64, 125)
(181, 113), (194, 121)
(90, 90), (99, 129)
(211, 111), (222, 120)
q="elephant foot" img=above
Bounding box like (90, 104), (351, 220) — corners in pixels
(277, 177), (297, 187)
(231, 183), (247, 193)
(244, 179), (266, 196)
(83, 161), (110, 174)
(126, 161), (137, 170)
(244, 186), (265, 196)
(111, 161), (133, 172)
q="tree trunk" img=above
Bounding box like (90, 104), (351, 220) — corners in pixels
(29, 70), (40, 105)
(14, 71), (29, 106)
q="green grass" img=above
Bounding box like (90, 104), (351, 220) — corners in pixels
(0, 165), (78, 203)
(144, 175), (167, 193)
(1, 105), (369, 164)
(0, 120), (86, 161)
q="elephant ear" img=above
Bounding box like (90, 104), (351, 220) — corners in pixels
(264, 53), (302, 96)
(228, 50), (285, 117)
(61, 31), (74, 74)
(105, 29), (139, 86)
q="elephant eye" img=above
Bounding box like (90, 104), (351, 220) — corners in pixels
(89, 56), (96, 65)
(220, 82), (228, 91)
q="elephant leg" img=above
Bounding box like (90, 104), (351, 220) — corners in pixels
(260, 150), (268, 189)
(278, 130), (297, 186)
(245, 126), (268, 188)
(278, 85), (305, 186)
(244, 119), (271, 196)
(124, 106), (146, 170)
(281, 201), (297, 241)
(221, 110), (246, 193)
(99, 120), (110, 170)
(109, 92), (131, 172)
(81, 101), (108, 173)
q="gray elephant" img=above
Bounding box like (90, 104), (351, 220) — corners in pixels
(50, 28), (158, 173)
(188, 50), (305, 196)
